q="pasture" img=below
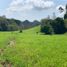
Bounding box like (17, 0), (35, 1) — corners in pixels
(0, 27), (67, 67)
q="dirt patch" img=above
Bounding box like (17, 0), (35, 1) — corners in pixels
(7, 40), (16, 47)
(0, 49), (4, 56)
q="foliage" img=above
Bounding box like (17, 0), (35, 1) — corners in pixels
(0, 16), (40, 31)
(64, 13), (67, 19)
(41, 19), (54, 34)
(64, 19), (67, 30)
(52, 17), (66, 34)
(41, 17), (66, 34)
(0, 17), (21, 31)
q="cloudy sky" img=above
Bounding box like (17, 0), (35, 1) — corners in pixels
(0, 0), (67, 21)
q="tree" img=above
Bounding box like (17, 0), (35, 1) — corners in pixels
(0, 17), (8, 31)
(19, 23), (23, 33)
(64, 14), (67, 19)
(0, 17), (22, 31)
(64, 19), (67, 31)
(41, 19), (54, 34)
(51, 17), (66, 34)
(40, 17), (66, 34)
(64, 4), (67, 19)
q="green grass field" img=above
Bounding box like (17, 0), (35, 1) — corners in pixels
(0, 26), (67, 67)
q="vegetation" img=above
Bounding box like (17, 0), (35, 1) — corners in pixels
(0, 16), (40, 31)
(64, 4), (67, 19)
(41, 18), (66, 34)
(0, 17), (21, 31)
(0, 27), (67, 67)
(64, 13), (67, 19)
(41, 4), (67, 34)
(0, 4), (67, 67)
(64, 19), (67, 31)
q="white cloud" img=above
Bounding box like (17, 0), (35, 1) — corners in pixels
(5, 0), (55, 16)
(33, 0), (54, 9)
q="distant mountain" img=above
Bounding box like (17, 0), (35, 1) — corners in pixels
(22, 20), (40, 29)
(0, 16), (40, 31)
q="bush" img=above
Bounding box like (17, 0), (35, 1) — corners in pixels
(41, 17), (66, 34)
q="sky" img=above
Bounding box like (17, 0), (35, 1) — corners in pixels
(0, 0), (67, 21)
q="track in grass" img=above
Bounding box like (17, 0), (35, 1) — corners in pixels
(0, 26), (67, 67)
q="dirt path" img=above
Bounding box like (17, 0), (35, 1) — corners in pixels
(0, 37), (16, 67)
(7, 39), (16, 47)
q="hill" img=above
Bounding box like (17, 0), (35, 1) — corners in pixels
(0, 27), (67, 67)
(22, 20), (40, 29)
(0, 16), (40, 31)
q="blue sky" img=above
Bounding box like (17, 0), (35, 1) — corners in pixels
(0, 0), (67, 21)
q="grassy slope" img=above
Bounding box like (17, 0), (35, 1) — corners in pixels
(0, 26), (67, 67)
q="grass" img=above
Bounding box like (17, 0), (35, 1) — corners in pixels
(0, 26), (67, 67)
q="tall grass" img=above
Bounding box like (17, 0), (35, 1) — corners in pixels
(0, 27), (67, 67)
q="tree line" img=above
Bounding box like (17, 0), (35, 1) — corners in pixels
(0, 16), (21, 31)
(0, 16), (40, 31)
(40, 17), (67, 34)
(40, 5), (67, 34)
(0, 4), (67, 35)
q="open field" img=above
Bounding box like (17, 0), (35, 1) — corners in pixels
(0, 27), (67, 67)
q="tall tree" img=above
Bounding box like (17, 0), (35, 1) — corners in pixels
(52, 17), (66, 34)
(64, 4), (67, 19)
(41, 19), (54, 34)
